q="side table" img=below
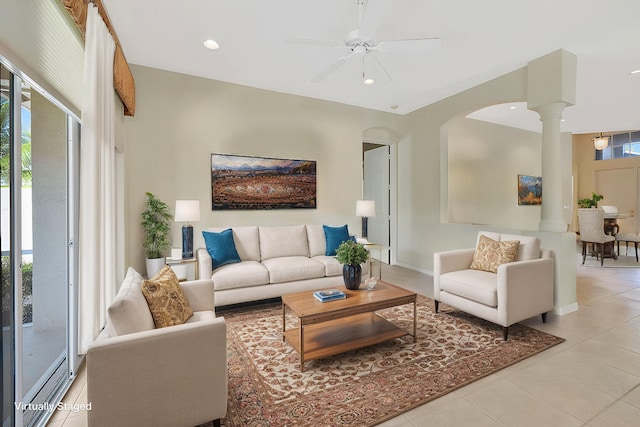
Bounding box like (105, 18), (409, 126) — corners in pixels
(362, 242), (382, 280)
(166, 257), (198, 281)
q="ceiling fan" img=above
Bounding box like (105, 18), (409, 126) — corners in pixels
(293, 0), (442, 84)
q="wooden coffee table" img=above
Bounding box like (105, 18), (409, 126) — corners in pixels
(281, 281), (417, 371)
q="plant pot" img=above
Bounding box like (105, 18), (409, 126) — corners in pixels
(342, 264), (362, 290)
(146, 257), (165, 278)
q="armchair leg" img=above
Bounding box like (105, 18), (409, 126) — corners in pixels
(434, 300), (439, 313)
(502, 326), (509, 341)
(582, 242), (587, 264)
(214, 419), (221, 427)
(541, 312), (548, 323)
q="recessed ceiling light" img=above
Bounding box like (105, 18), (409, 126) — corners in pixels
(631, 69), (640, 75)
(363, 78), (374, 85)
(390, 105), (399, 110)
(509, 106), (517, 110)
(203, 39), (219, 50)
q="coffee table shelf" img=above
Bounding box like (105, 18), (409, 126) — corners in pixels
(283, 312), (409, 363)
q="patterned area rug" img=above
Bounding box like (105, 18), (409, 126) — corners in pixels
(213, 296), (564, 426)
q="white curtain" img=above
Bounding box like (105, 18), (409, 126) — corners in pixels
(78, 3), (117, 354)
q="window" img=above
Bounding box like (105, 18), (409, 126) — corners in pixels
(595, 131), (640, 160)
(1, 59), (80, 427)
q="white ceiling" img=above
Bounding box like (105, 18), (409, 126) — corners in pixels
(102, 0), (640, 134)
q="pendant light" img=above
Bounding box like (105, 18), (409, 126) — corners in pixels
(593, 132), (610, 150)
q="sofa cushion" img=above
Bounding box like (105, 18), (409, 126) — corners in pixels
(206, 226), (261, 261)
(306, 224), (327, 257)
(478, 232), (541, 261)
(311, 255), (343, 277)
(141, 265), (194, 328)
(107, 267), (155, 337)
(259, 225), (309, 260)
(501, 234), (540, 261)
(440, 269), (498, 307)
(261, 256), (326, 284)
(203, 229), (242, 269)
(470, 234), (519, 273)
(323, 224), (351, 256)
(211, 260), (270, 291)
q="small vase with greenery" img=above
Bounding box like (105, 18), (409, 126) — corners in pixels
(335, 240), (370, 290)
(578, 192), (604, 209)
(141, 192), (172, 277)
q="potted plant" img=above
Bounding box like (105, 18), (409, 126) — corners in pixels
(578, 192), (604, 209)
(141, 192), (172, 277)
(335, 240), (370, 290)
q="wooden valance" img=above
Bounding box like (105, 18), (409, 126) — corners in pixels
(63, 0), (136, 116)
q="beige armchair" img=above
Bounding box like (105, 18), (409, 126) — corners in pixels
(434, 232), (554, 340)
(577, 208), (616, 266)
(87, 268), (227, 427)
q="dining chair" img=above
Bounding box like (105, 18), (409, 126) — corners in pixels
(616, 232), (640, 262)
(577, 208), (616, 266)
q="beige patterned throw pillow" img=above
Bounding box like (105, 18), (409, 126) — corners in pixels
(470, 235), (520, 273)
(141, 265), (193, 328)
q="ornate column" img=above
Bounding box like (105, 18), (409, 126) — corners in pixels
(535, 101), (568, 232)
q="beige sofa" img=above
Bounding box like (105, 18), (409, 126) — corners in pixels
(196, 224), (367, 306)
(86, 267), (227, 427)
(433, 231), (554, 340)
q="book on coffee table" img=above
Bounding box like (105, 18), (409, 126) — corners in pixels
(313, 289), (346, 302)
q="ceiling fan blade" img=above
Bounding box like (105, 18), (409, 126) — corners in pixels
(370, 56), (392, 83)
(376, 38), (442, 52)
(311, 56), (350, 83)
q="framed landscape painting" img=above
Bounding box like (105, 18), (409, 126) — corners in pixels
(517, 175), (542, 205)
(211, 153), (317, 210)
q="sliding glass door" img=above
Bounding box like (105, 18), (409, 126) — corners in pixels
(1, 60), (79, 427)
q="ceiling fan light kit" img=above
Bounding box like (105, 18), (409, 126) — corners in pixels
(302, 0), (441, 84)
(203, 39), (219, 50)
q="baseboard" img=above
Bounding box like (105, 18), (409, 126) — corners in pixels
(393, 261), (433, 276)
(553, 302), (579, 316)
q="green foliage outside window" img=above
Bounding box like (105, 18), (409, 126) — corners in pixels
(1, 256), (34, 324)
(1, 98), (32, 186)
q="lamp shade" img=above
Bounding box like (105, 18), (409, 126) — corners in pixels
(356, 200), (376, 217)
(174, 200), (200, 222)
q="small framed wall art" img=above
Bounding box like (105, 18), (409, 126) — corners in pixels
(211, 153), (317, 210)
(517, 175), (542, 205)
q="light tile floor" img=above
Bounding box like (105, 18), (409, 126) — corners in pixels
(47, 259), (640, 426)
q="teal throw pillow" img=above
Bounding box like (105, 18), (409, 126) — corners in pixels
(323, 225), (351, 256)
(202, 229), (241, 270)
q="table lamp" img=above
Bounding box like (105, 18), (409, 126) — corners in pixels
(175, 200), (200, 259)
(356, 200), (376, 241)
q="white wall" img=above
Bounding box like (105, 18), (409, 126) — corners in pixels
(396, 68), (531, 269)
(123, 65), (400, 274)
(446, 116), (542, 229)
(396, 65), (576, 313)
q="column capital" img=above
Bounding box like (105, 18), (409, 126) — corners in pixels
(532, 101), (567, 121)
